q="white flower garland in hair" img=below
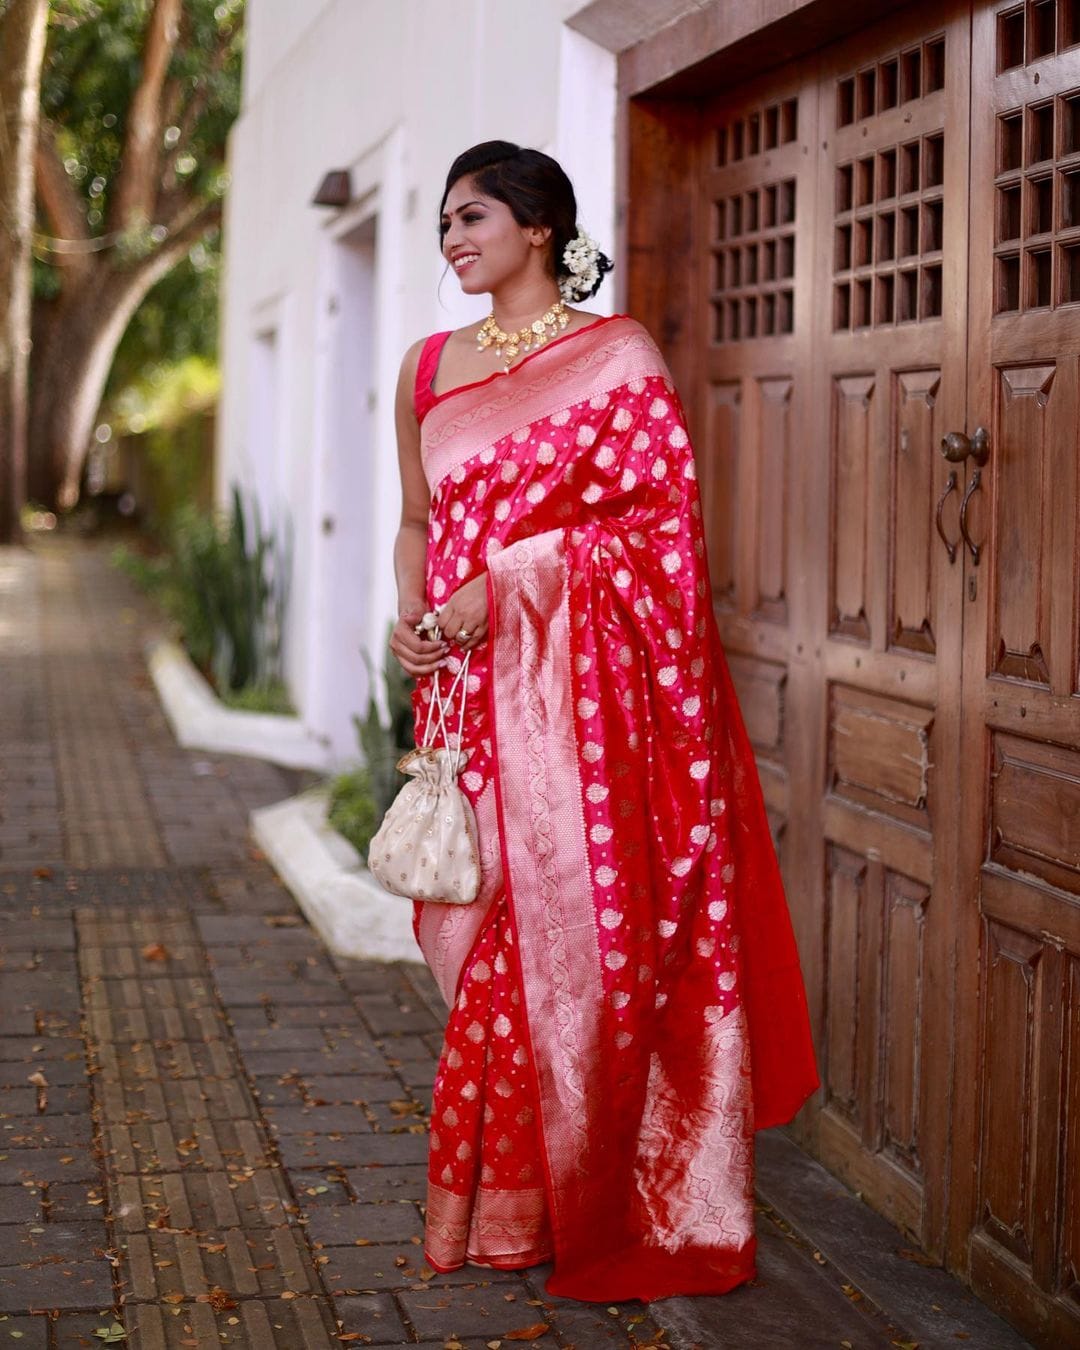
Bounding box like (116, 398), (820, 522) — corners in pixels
(560, 227), (602, 301)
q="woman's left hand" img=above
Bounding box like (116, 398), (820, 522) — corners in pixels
(437, 573), (489, 651)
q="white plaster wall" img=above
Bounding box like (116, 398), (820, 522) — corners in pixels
(219, 0), (616, 764)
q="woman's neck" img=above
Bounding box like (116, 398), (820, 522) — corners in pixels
(488, 275), (563, 332)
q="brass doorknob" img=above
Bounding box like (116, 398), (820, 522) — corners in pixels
(940, 427), (991, 465)
(940, 431), (971, 461)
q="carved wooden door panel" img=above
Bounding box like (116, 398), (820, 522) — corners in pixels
(800, 1), (973, 1260)
(692, 62), (824, 1027)
(951, 4), (1080, 1342)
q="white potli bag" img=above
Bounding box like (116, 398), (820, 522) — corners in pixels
(368, 652), (480, 905)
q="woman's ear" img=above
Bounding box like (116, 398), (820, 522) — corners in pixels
(525, 223), (552, 249)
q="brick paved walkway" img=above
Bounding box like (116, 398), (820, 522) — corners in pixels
(0, 534), (1031, 1350)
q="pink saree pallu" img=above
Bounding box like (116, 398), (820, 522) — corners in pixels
(410, 314), (818, 1303)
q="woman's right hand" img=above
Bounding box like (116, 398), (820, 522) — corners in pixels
(390, 600), (448, 678)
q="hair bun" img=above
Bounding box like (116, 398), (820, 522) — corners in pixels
(559, 230), (614, 302)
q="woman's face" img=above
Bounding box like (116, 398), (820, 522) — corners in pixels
(440, 176), (548, 295)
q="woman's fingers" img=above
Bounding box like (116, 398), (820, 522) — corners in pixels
(389, 618), (447, 676)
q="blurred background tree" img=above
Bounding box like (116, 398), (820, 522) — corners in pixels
(0, 0), (49, 543)
(25, 0), (243, 514)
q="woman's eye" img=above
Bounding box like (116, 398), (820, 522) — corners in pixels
(463, 214), (482, 224)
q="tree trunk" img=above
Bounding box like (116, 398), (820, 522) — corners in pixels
(0, 0), (49, 543)
(26, 200), (222, 509)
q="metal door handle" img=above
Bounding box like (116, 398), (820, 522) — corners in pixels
(959, 467), (983, 565)
(940, 426), (991, 466)
(940, 431), (972, 462)
(934, 470), (959, 564)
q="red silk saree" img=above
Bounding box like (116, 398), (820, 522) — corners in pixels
(410, 314), (818, 1303)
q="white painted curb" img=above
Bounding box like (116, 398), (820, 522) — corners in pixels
(146, 635), (338, 774)
(251, 787), (423, 964)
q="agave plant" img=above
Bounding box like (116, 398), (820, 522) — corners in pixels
(165, 482), (292, 694)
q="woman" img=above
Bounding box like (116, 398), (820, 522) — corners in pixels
(389, 140), (818, 1303)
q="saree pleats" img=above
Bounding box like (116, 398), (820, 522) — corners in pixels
(412, 316), (818, 1302)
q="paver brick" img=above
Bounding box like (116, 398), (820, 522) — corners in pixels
(276, 1132), (428, 1170)
(43, 1182), (109, 1224)
(264, 1104), (371, 1135)
(0, 1058), (87, 1089)
(0, 1254), (114, 1312)
(0, 1187), (42, 1223)
(94, 1059), (253, 1125)
(333, 1291), (412, 1345)
(0, 1316), (47, 1348)
(0, 1148), (99, 1185)
(126, 1295), (338, 1349)
(107, 1168), (293, 1234)
(103, 1116), (269, 1175)
(343, 1165), (428, 1205)
(0, 1084), (90, 1117)
(0, 1115), (94, 1150)
(0, 1222), (109, 1267)
(305, 1203), (424, 1247)
(398, 1282), (557, 1339)
(118, 1225), (315, 1301)
(302, 1075), (402, 1104)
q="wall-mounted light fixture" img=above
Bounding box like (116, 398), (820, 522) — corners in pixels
(311, 170), (352, 208)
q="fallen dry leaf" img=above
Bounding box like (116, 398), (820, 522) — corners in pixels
(503, 1327), (550, 1342)
(897, 1247), (937, 1267)
(140, 943), (169, 963)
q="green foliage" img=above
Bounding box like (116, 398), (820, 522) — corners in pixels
(111, 481), (291, 697)
(32, 1), (243, 387)
(328, 632), (417, 863)
(220, 679), (294, 715)
(108, 355), (219, 538)
(40, 1), (243, 216)
(326, 766), (381, 863)
(106, 246), (222, 403)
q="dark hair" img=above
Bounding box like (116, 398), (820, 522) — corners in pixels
(438, 140), (613, 300)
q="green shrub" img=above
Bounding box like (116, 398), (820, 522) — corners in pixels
(327, 629), (417, 863)
(219, 679), (295, 714)
(111, 481), (291, 700)
(167, 483), (291, 694)
(327, 765), (381, 860)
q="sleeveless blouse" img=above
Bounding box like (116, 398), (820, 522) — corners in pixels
(414, 330), (453, 423)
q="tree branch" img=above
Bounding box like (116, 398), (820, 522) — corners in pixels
(107, 0), (182, 232)
(129, 194), (222, 291)
(34, 119), (93, 280)
(159, 27), (235, 198)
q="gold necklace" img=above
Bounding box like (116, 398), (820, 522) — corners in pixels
(476, 299), (570, 371)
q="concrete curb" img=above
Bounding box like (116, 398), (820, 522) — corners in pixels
(251, 787), (423, 964)
(145, 635), (338, 774)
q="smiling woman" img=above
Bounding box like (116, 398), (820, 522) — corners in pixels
(383, 140), (818, 1305)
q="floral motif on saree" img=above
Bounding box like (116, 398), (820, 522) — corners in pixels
(411, 314), (818, 1302)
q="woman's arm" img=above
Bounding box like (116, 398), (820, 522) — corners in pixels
(388, 340), (448, 678)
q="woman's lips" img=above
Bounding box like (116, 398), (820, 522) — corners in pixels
(452, 253), (479, 274)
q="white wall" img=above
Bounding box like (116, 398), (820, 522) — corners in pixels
(219, 0), (616, 764)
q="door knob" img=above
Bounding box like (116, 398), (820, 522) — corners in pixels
(968, 425), (990, 465)
(939, 426), (991, 465)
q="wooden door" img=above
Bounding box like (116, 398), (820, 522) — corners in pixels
(951, 4), (1080, 1342)
(626, 1), (1080, 1342)
(802, 1), (972, 1261)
